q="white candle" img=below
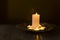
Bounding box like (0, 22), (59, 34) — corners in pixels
(32, 12), (40, 27)
(27, 12), (45, 31)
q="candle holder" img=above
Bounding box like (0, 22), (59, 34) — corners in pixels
(16, 12), (56, 33)
(27, 24), (46, 31)
(16, 22), (56, 33)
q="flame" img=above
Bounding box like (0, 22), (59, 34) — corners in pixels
(36, 12), (38, 15)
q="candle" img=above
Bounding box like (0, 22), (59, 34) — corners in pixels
(32, 12), (40, 28)
(27, 12), (45, 31)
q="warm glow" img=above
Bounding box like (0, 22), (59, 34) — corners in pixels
(36, 34), (39, 40)
(27, 25), (45, 31)
(35, 34), (43, 40)
(27, 12), (46, 31)
(36, 12), (38, 15)
(40, 27), (45, 30)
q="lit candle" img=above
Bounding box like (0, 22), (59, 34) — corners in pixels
(27, 12), (45, 31)
(32, 12), (40, 28)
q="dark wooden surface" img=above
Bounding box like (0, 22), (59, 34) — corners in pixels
(0, 24), (60, 40)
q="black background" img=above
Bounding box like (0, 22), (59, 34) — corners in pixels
(0, 0), (60, 25)
(0, 0), (60, 40)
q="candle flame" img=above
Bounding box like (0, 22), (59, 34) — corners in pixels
(36, 12), (38, 15)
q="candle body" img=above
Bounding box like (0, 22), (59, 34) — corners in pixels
(32, 13), (40, 27)
(27, 13), (45, 31)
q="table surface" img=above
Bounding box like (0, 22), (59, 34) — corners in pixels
(0, 24), (60, 40)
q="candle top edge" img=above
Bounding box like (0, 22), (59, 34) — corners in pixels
(32, 12), (40, 15)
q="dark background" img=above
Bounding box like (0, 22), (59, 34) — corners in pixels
(0, 0), (60, 25)
(0, 0), (60, 40)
